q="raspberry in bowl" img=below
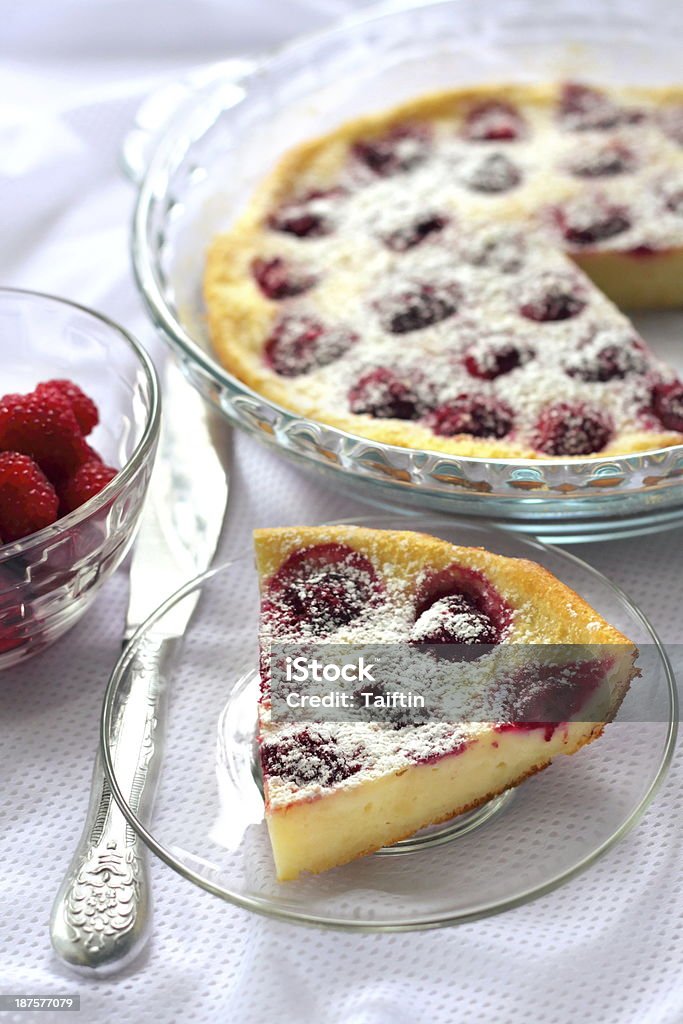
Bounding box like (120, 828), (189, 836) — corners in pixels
(0, 289), (160, 668)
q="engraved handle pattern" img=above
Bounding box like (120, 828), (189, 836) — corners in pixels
(50, 635), (172, 973)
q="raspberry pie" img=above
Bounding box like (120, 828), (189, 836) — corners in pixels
(206, 81), (683, 459)
(254, 526), (637, 880)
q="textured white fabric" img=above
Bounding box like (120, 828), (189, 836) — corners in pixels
(1, 2), (682, 1022)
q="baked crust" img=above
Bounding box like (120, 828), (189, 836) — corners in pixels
(253, 524), (632, 643)
(206, 82), (683, 459)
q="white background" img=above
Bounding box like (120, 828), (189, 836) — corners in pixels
(1, 2), (682, 1022)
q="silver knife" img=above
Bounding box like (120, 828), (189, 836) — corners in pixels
(50, 360), (230, 973)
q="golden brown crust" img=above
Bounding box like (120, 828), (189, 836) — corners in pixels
(253, 524), (633, 645)
(205, 81), (683, 460)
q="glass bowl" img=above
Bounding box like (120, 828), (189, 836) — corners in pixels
(0, 288), (160, 668)
(131, 0), (683, 542)
(101, 515), (677, 931)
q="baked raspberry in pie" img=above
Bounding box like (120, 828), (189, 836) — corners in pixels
(205, 81), (683, 459)
(254, 526), (637, 881)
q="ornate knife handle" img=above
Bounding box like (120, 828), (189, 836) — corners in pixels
(50, 634), (176, 973)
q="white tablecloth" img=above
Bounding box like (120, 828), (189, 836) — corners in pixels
(2, 2), (681, 1022)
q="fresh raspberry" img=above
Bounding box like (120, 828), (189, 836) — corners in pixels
(652, 380), (683, 432)
(534, 402), (612, 456)
(427, 395), (513, 439)
(35, 379), (99, 435)
(462, 101), (526, 142)
(0, 389), (90, 481)
(83, 443), (104, 463)
(0, 452), (59, 542)
(252, 257), (317, 299)
(353, 123), (431, 177)
(348, 367), (423, 420)
(58, 458), (117, 514)
(265, 315), (357, 377)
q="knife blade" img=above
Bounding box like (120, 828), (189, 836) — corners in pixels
(50, 360), (230, 973)
(125, 360), (229, 635)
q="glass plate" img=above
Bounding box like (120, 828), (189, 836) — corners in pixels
(131, 0), (683, 541)
(101, 516), (677, 930)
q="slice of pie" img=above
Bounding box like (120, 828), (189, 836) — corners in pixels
(254, 525), (637, 881)
(205, 81), (683, 459)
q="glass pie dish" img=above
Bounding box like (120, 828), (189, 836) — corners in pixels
(130, 0), (683, 541)
(101, 515), (677, 931)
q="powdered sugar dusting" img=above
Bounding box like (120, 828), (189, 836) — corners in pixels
(410, 596), (492, 643)
(258, 535), (518, 807)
